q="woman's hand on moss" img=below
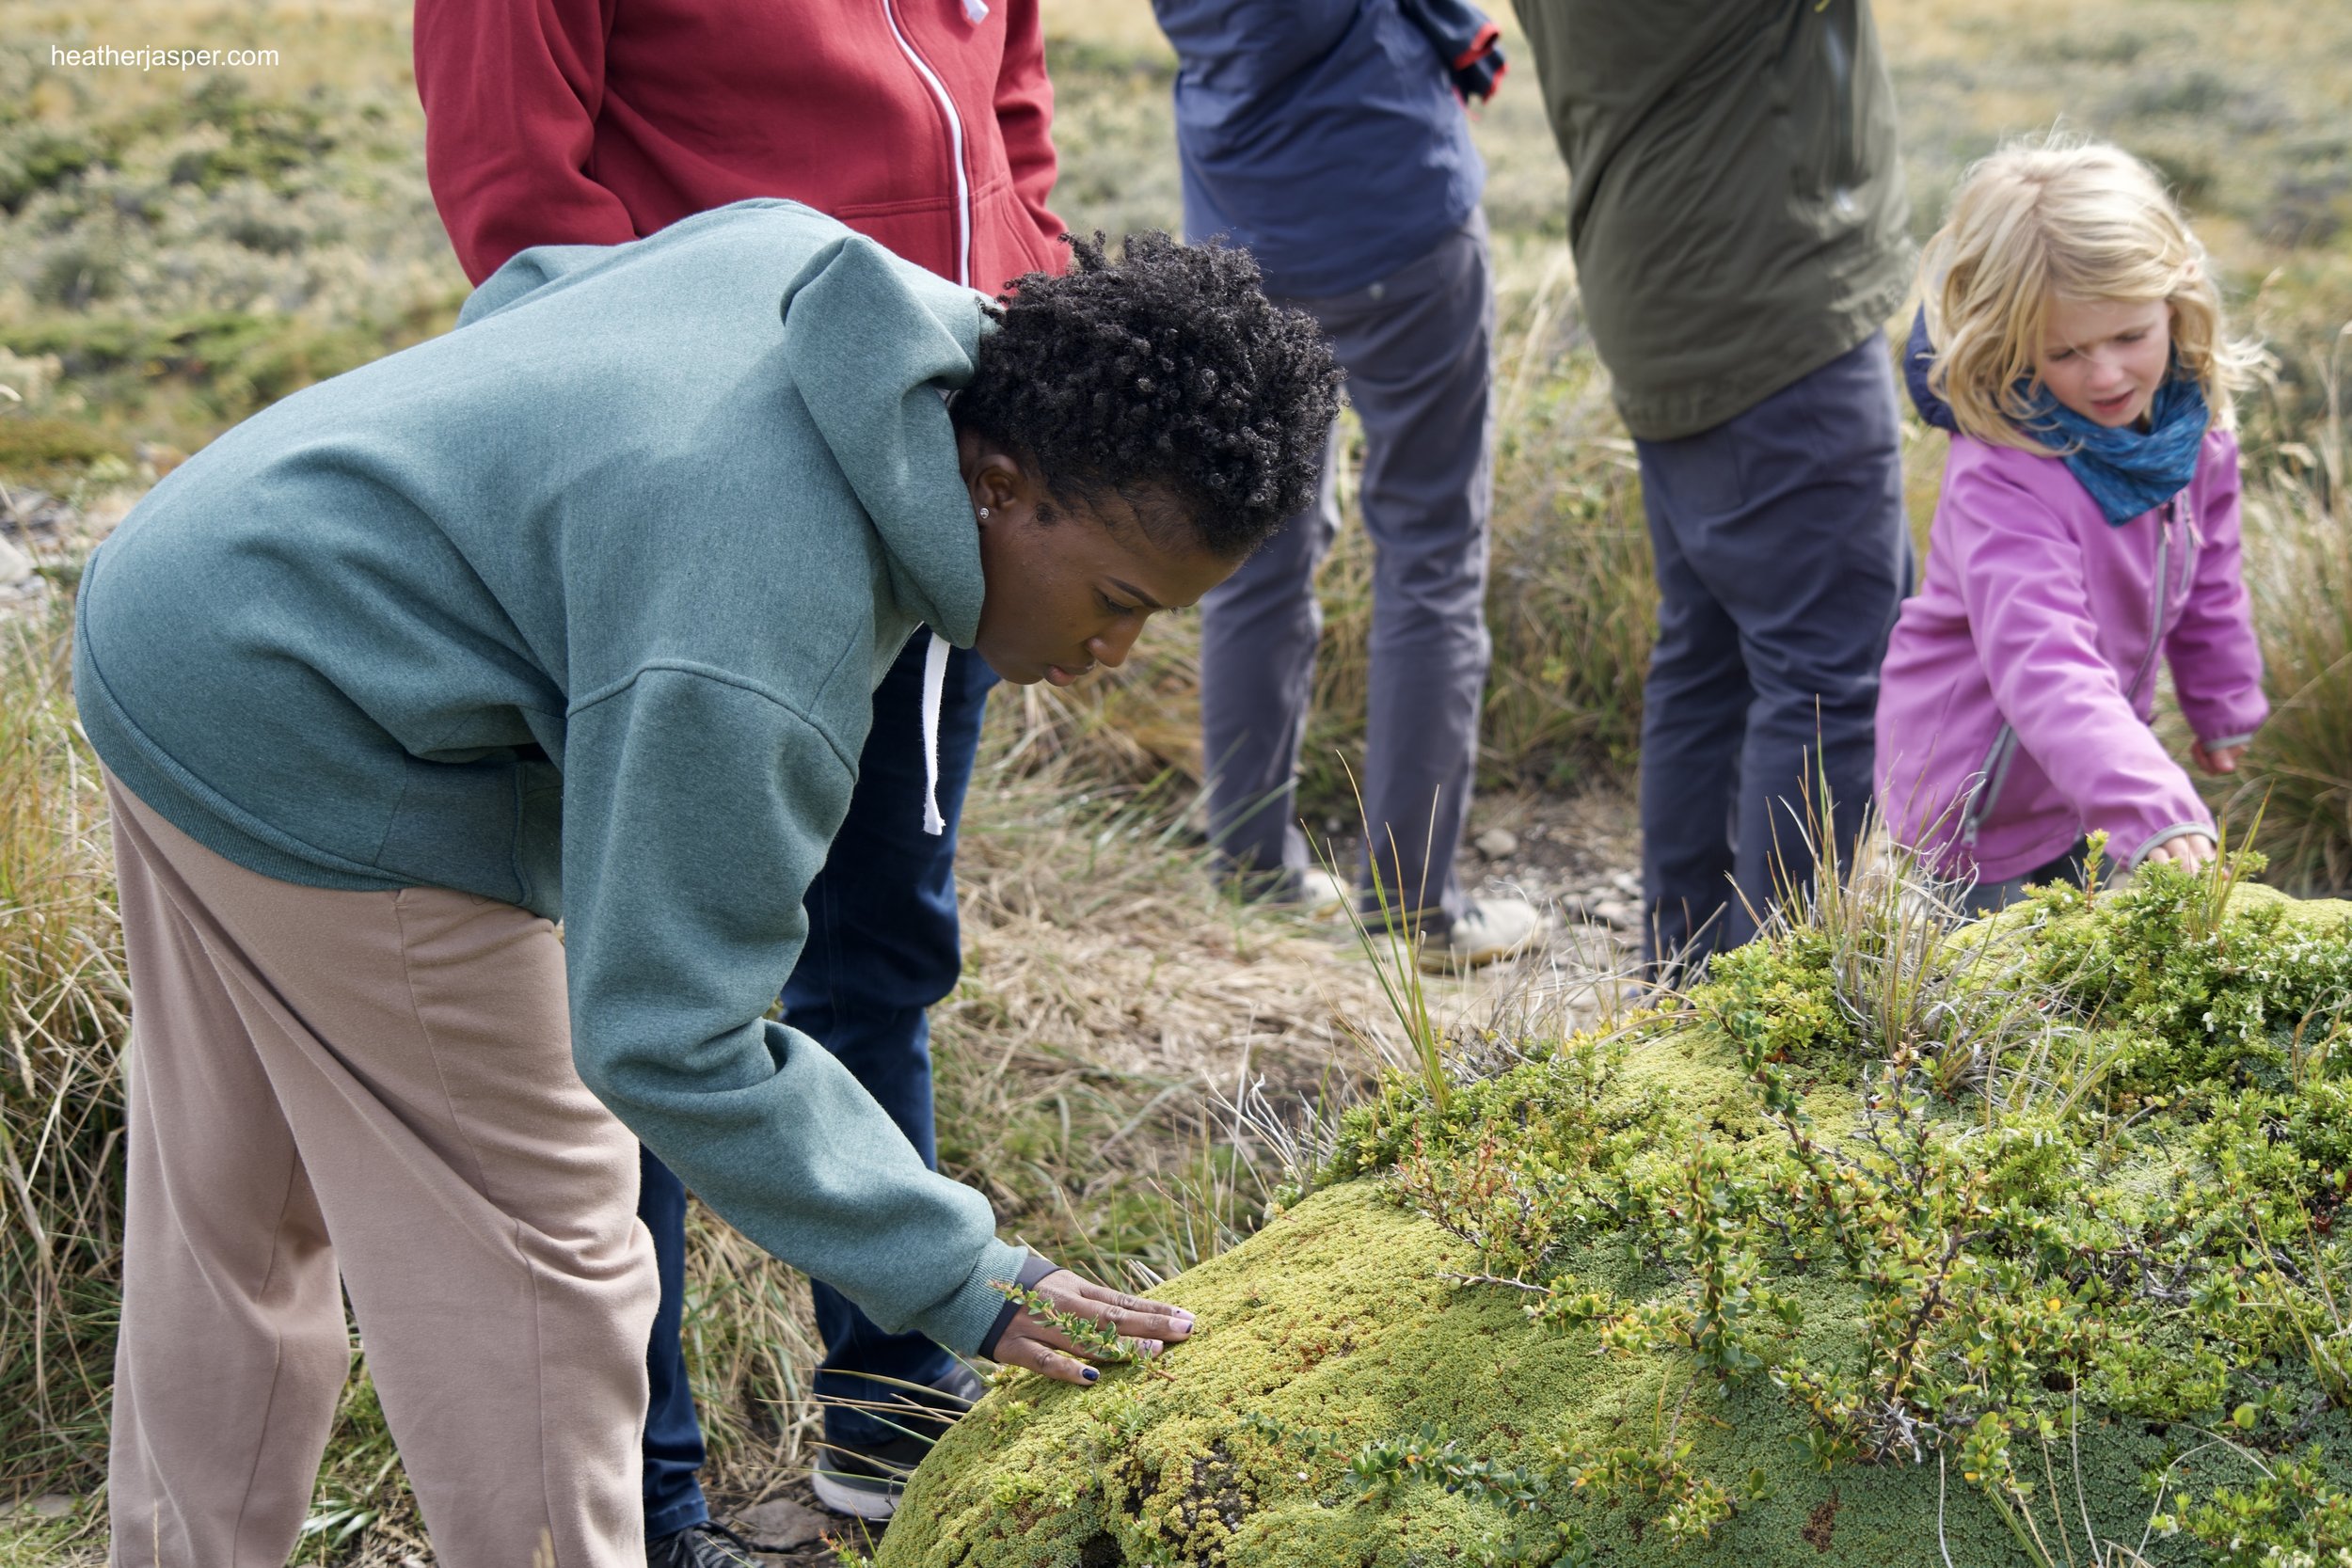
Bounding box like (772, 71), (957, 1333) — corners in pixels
(993, 1270), (1195, 1386)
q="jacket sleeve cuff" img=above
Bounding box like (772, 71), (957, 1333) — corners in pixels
(2178, 689), (2269, 752)
(2126, 820), (2215, 872)
(976, 1249), (1063, 1360)
(906, 1236), (1031, 1358)
(2198, 731), (2259, 752)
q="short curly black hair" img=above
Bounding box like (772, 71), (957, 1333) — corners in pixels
(952, 232), (1341, 560)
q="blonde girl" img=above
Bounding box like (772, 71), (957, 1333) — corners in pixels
(1875, 137), (2267, 911)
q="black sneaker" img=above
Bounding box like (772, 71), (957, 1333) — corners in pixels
(809, 1362), (986, 1521)
(645, 1520), (764, 1568)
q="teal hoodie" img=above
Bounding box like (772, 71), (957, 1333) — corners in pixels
(74, 199), (1028, 1354)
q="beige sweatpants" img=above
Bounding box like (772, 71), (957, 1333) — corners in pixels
(103, 773), (659, 1568)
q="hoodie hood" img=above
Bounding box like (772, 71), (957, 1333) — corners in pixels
(456, 203), (991, 648)
(776, 232), (990, 648)
(771, 232), (995, 836)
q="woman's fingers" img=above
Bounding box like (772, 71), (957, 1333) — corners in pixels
(989, 1271), (1200, 1389)
(993, 1324), (1101, 1386)
(1068, 1278), (1195, 1344)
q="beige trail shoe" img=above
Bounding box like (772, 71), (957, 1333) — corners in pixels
(1419, 895), (1544, 973)
(1295, 866), (1354, 920)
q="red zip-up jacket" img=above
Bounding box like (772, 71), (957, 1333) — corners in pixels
(413, 0), (1066, 293)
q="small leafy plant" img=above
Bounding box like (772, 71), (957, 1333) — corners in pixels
(993, 1283), (1147, 1364)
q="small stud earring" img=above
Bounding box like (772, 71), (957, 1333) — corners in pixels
(978, 506), (990, 519)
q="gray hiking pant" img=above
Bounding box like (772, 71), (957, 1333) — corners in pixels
(1200, 216), (1494, 928)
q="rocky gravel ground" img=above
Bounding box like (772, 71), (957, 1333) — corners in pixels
(1309, 784), (1650, 957)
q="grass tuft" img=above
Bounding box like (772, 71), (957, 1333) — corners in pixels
(0, 599), (126, 1504)
(2224, 326), (2352, 892)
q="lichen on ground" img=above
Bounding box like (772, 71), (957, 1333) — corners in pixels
(883, 861), (2352, 1567)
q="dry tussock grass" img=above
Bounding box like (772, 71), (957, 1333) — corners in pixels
(0, 601), (126, 1504)
(932, 704), (1597, 1268)
(2213, 330), (2352, 892)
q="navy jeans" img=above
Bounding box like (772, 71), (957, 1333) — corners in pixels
(641, 632), (997, 1535)
(1633, 331), (1910, 972)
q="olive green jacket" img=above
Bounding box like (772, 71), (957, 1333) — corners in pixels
(1513, 0), (1910, 440)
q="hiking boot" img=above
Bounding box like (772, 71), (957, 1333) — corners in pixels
(646, 1521), (764, 1568)
(809, 1362), (986, 1521)
(1419, 895), (1544, 973)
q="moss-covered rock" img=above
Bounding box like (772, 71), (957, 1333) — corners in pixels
(884, 870), (2352, 1567)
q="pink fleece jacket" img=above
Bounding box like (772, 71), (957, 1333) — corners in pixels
(1875, 428), (2266, 880)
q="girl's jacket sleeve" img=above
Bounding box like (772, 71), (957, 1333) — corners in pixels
(2166, 434), (2268, 750)
(1947, 460), (2212, 869)
(414, 0), (639, 284)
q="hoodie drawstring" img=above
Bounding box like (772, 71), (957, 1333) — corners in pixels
(920, 630), (950, 835)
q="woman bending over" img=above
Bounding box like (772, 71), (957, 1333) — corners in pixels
(78, 202), (1338, 1568)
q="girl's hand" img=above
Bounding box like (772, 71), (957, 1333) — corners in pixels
(992, 1270), (1195, 1386)
(2142, 832), (2217, 872)
(2191, 739), (2246, 775)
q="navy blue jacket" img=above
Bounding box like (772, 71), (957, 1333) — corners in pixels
(1153, 0), (1486, 299)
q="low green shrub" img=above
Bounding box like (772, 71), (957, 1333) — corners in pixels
(0, 416), (122, 474)
(885, 864), (2352, 1567)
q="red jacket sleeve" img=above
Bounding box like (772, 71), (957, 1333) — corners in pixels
(2166, 434), (2269, 749)
(414, 0), (641, 284)
(993, 0), (1066, 263)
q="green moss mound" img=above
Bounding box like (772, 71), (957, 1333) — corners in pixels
(884, 868), (2352, 1567)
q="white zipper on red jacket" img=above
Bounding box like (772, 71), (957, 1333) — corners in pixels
(879, 0), (974, 289)
(882, 0), (978, 835)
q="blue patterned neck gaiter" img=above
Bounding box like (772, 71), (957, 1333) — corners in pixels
(1902, 306), (2210, 528)
(2015, 373), (2210, 528)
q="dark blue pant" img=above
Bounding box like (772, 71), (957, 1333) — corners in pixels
(1633, 331), (1910, 971)
(640, 633), (997, 1534)
(639, 1147), (707, 1539)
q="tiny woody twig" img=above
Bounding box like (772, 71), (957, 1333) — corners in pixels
(1439, 1271), (1555, 1295)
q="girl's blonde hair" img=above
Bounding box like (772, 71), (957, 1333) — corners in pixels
(1918, 135), (2261, 450)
